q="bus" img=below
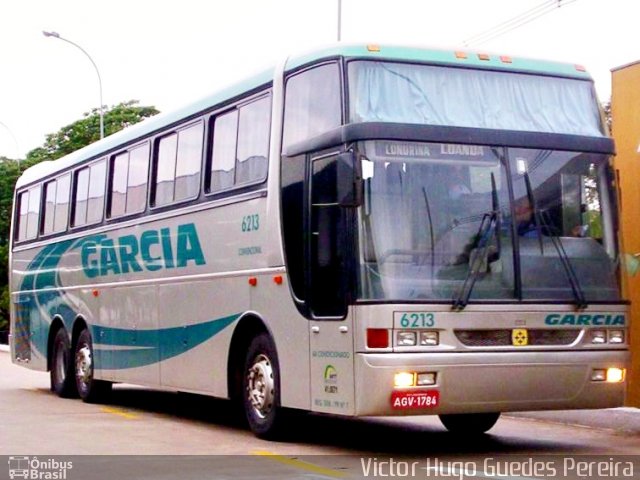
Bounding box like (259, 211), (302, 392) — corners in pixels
(10, 44), (629, 438)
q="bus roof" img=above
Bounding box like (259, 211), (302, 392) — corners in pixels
(17, 43), (593, 189)
(284, 44), (593, 80)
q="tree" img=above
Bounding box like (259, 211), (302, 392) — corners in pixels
(0, 101), (159, 333)
(26, 100), (159, 163)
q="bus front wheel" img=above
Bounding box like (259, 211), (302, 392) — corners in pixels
(74, 328), (112, 403)
(242, 333), (285, 438)
(50, 328), (76, 398)
(439, 412), (500, 434)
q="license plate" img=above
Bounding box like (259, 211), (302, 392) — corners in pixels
(391, 390), (439, 410)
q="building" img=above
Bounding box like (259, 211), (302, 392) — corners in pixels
(611, 60), (640, 406)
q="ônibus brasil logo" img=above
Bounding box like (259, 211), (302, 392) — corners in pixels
(8, 456), (72, 480)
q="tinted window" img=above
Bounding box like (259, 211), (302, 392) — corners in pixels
(109, 144), (149, 217)
(283, 63), (341, 150)
(110, 153), (128, 218)
(42, 180), (57, 235)
(154, 122), (203, 206)
(155, 134), (178, 207)
(87, 160), (106, 224)
(17, 191), (29, 241)
(42, 174), (71, 235)
(73, 168), (90, 227)
(54, 174), (71, 232)
(209, 110), (238, 193)
(237, 96), (270, 184)
(126, 144), (149, 213)
(174, 123), (204, 201)
(16, 188), (41, 242)
(208, 95), (270, 193)
(74, 161), (105, 227)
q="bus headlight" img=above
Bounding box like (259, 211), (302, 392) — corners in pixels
(394, 372), (415, 388)
(590, 330), (606, 344)
(606, 368), (625, 383)
(397, 331), (417, 346)
(420, 331), (439, 346)
(608, 330), (625, 344)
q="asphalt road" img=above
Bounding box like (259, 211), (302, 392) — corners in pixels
(1, 349), (639, 479)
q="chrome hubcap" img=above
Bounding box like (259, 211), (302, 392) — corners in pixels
(246, 354), (274, 419)
(75, 343), (92, 391)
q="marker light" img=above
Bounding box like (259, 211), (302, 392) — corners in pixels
(500, 55), (513, 64)
(477, 53), (491, 61)
(608, 330), (625, 344)
(606, 368), (625, 383)
(367, 44), (381, 52)
(590, 330), (606, 344)
(417, 372), (437, 386)
(367, 329), (389, 348)
(455, 51), (468, 59)
(394, 372), (415, 388)
(420, 331), (439, 346)
(397, 331), (417, 346)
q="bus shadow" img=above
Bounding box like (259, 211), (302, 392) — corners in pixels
(102, 385), (596, 455)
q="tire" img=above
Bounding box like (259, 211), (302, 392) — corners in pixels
(50, 328), (77, 398)
(74, 328), (112, 403)
(242, 333), (286, 439)
(439, 412), (500, 434)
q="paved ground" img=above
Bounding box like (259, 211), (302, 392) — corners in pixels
(1, 342), (639, 440)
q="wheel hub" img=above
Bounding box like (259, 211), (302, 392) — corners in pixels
(246, 354), (274, 419)
(75, 344), (92, 390)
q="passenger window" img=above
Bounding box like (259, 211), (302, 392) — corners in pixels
(73, 160), (106, 227)
(237, 96), (270, 184)
(154, 122), (203, 206)
(54, 174), (71, 232)
(283, 63), (341, 150)
(42, 174), (71, 235)
(109, 144), (149, 217)
(208, 94), (270, 193)
(16, 187), (41, 242)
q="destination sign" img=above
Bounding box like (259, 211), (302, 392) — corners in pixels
(374, 141), (496, 162)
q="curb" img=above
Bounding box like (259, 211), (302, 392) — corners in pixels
(0, 344), (9, 353)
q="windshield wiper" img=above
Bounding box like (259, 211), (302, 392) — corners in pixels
(523, 172), (587, 309)
(452, 173), (500, 311)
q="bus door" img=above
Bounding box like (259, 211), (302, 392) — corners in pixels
(307, 151), (359, 415)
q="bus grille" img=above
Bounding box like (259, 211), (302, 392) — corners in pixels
(455, 329), (580, 347)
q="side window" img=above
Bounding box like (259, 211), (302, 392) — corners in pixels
(209, 110), (238, 193)
(42, 174), (71, 235)
(153, 122), (203, 207)
(17, 191), (30, 241)
(42, 179), (57, 235)
(73, 160), (106, 227)
(16, 187), (41, 242)
(108, 144), (149, 218)
(237, 96), (270, 184)
(207, 94), (270, 193)
(283, 63), (342, 150)
(54, 174), (71, 232)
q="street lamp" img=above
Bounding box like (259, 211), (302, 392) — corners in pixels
(42, 30), (104, 139)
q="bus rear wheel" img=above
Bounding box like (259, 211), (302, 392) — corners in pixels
(74, 328), (112, 403)
(439, 412), (500, 434)
(242, 333), (285, 439)
(50, 328), (76, 398)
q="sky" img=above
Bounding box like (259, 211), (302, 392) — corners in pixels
(0, 0), (638, 158)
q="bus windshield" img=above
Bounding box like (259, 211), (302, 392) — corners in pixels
(357, 140), (620, 303)
(348, 61), (605, 137)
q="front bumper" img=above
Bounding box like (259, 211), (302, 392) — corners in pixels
(354, 350), (628, 416)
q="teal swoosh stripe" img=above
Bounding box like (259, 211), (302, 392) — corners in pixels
(91, 313), (240, 369)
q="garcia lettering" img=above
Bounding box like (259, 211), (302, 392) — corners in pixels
(81, 223), (205, 278)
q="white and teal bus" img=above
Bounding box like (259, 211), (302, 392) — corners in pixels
(10, 44), (629, 438)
